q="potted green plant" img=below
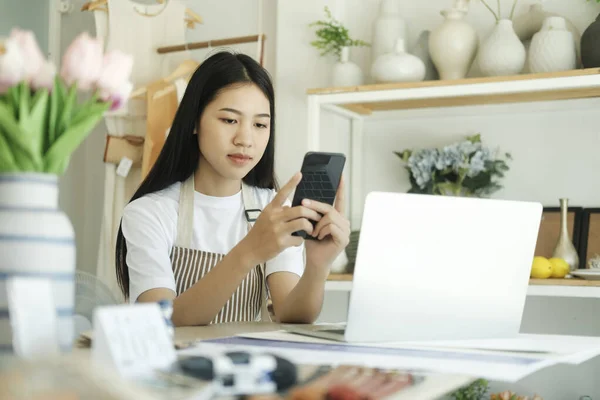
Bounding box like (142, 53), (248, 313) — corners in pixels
(309, 6), (369, 86)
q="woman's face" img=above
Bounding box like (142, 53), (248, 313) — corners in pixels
(197, 83), (271, 182)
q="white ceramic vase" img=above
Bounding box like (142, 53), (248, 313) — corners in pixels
(512, 3), (581, 64)
(411, 30), (439, 81)
(0, 173), (76, 352)
(528, 17), (576, 73)
(429, 8), (478, 80)
(332, 47), (364, 87)
(371, 0), (407, 65)
(453, 0), (470, 13)
(371, 38), (426, 83)
(477, 19), (526, 77)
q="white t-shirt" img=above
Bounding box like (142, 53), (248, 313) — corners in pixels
(121, 182), (305, 302)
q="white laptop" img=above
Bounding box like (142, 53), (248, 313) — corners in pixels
(285, 191), (542, 343)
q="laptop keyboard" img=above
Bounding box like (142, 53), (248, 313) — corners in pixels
(297, 170), (336, 204)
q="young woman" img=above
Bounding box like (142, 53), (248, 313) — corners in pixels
(115, 51), (350, 327)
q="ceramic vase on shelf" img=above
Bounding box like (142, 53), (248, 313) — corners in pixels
(411, 30), (439, 81)
(453, 0), (470, 13)
(581, 13), (600, 68)
(528, 16), (577, 73)
(512, 3), (581, 65)
(332, 46), (364, 87)
(429, 7), (478, 80)
(0, 173), (76, 352)
(371, 0), (407, 66)
(477, 19), (526, 77)
(371, 38), (426, 83)
(552, 198), (579, 272)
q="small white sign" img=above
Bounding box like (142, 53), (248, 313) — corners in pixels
(116, 156), (133, 178)
(6, 277), (60, 358)
(92, 303), (176, 378)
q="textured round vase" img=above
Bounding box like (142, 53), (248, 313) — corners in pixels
(332, 46), (364, 87)
(477, 19), (526, 77)
(0, 173), (76, 352)
(513, 4), (581, 64)
(371, 38), (426, 83)
(429, 8), (478, 80)
(581, 13), (600, 68)
(528, 16), (576, 73)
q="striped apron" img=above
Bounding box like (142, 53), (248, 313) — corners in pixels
(169, 174), (269, 324)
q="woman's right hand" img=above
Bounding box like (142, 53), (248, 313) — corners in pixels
(240, 172), (322, 265)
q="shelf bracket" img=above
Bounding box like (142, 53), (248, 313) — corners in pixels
(350, 117), (363, 230)
(306, 95), (320, 151)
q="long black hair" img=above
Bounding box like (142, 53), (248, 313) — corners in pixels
(115, 51), (278, 300)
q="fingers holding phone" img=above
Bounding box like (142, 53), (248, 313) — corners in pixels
(240, 172), (321, 264)
(301, 200), (350, 245)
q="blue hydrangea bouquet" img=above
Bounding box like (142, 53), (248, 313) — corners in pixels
(394, 134), (511, 197)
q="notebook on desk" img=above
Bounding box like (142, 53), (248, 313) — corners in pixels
(286, 191), (543, 343)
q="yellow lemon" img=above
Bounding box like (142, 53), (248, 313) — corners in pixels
(549, 257), (570, 278)
(531, 256), (553, 279)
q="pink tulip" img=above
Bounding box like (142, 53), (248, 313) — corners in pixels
(104, 81), (133, 111)
(9, 28), (45, 82)
(31, 61), (56, 91)
(0, 38), (25, 94)
(60, 32), (103, 91)
(96, 49), (134, 111)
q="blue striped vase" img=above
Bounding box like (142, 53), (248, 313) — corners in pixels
(0, 173), (75, 352)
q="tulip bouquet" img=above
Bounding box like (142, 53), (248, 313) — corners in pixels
(0, 29), (133, 175)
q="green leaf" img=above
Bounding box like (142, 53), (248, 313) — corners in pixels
(43, 104), (109, 174)
(0, 128), (18, 172)
(46, 77), (65, 152)
(70, 92), (101, 127)
(5, 85), (20, 113)
(57, 83), (78, 139)
(17, 81), (30, 124)
(22, 88), (49, 159)
(0, 101), (41, 170)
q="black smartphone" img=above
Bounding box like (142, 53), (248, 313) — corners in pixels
(291, 151), (346, 240)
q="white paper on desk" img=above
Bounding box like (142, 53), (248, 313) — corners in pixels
(397, 333), (600, 364)
(179, 335), (557, 383)
(238, 330), (600, 365)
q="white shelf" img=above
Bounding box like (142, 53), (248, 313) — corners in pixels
(306, 68), (600, 117)
(305, 68), (600, 228)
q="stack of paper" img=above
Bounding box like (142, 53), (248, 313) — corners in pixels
(177, 330), (600, 384)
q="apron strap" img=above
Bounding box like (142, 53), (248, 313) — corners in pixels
(241, 181), (261, 226)
(175, 174), (196, 248)
(241, 182), (272, 321)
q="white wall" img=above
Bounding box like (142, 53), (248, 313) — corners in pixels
(0, 0), (49, 53)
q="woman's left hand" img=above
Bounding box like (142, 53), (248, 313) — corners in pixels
(303, 176), (351, 271)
